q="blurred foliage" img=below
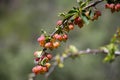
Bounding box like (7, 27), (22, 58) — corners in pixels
(0, 0), (120, 80)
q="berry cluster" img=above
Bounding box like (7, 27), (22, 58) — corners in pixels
(37, 34), (60, 49)
(57, 20), (75, 31)
(37, 19), (76, 50)
(32, 10), (102, 74)
(53, 33), (68, 42)
(105, 3), (120, 12)
(32, 51), (52, 75)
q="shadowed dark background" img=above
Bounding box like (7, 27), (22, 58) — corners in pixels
(0, 0), (120, 80)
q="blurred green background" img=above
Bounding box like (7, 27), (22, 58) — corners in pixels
(0, 0), (120, 80)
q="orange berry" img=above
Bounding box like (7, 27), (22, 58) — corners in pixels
(37, 35), (46, 47)
(53, 34), (59, 39)
(42, 67), (48, 72)
(45, 63), (51, 68)
(56, 34), (63, 41)
(45, 42), (53, 48)
(53, 41), (60, 48)
(68, 23), (74, 30)
(39, 41), (45, 47)
(36, 66), (43, 73)
(32, 66), (38, 74)
(53, 34), (63, 41)
(32, 66), (43, 74)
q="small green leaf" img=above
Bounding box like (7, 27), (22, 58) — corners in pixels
(81, 13), (89, 24)
(80, 2), (87, 8)
(103, 43), (117, 63)
(68, 9), (78, 14)
(103, 55), (115, 63)
(58, 13), (66, 17)
(40, 57), (48, 66)
(78, 1), (83, 6)
(64, 13), (74, 19)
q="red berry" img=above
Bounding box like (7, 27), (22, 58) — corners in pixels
(74, 17), (82, 25)
(117, 4), (120, 9)
(105, 4), (110, 9)
(46, 54), (52, 60)
(78, 23), (84, 28)
(95, 11), (101, 16)
(115, 4), (120, 11)
(57, 20), (62, 26)
(35, 58), (40, 61)
(110, 4), (115, 10)
(62, 34), (68, 41)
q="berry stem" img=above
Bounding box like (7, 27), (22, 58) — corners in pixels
(83, 0), (104, 10)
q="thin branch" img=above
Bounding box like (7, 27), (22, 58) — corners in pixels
(45, 48), (120, 77)
(83, 0), (104, 10)
(29, 48), (120, 79)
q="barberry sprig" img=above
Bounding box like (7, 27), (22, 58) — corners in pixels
(30, 0), (120, 76)
(32, 0), (104, 75)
